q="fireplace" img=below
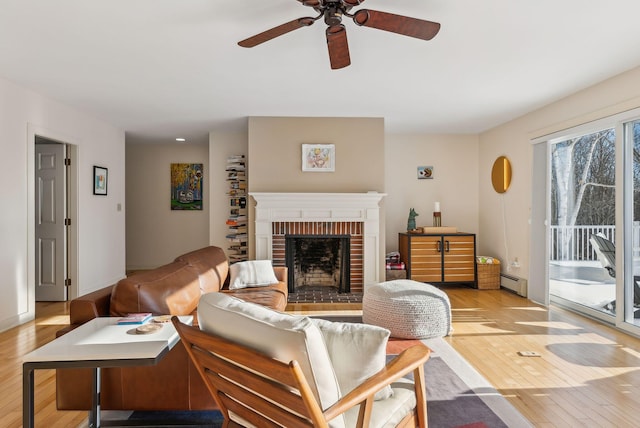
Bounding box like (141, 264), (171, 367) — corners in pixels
(285, 235), (350, 293)
(250, 192), (386, 292)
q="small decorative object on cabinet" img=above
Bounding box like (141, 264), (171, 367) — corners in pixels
(406, 208), (419, 231)
(399, 232), (477, 287)
(226, 155), (247, 263)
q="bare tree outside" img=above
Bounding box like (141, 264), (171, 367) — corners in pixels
(550, 128), (615, 260)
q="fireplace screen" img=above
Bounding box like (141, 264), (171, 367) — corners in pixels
(285, 234), (350, 293)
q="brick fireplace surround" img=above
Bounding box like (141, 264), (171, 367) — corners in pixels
(250, 192), (386, 292)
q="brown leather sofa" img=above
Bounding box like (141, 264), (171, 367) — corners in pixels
(56, 245), (288, 411)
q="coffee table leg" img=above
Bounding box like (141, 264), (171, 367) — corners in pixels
(23, 363), (35, 428)
(88, 367), (101, 428)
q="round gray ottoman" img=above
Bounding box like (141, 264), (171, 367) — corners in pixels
(362, 279), (453, 339)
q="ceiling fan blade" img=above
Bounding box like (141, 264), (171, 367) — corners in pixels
(352, 9), (440, 41)
(238, 17), (316, 48)
(326, 24), (351, 69)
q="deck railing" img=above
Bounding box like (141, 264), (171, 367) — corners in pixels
(549, 224), (640, 261)
(550, 225), (616, 261)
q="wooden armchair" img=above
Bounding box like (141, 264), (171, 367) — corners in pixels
(172, 317), (430, 427)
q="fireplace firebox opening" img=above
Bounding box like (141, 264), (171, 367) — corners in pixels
(285, 234), (350, 294)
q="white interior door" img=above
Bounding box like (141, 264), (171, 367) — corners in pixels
(35, 142), (67, 301)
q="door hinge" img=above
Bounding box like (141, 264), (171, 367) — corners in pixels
(64, 158), (71, 166)
(65, 278), (72, 287)
(64, 218), (71, 226)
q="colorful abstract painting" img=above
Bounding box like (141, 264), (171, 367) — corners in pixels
(171, 163), (203, 210)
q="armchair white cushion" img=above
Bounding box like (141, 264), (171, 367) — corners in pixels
(197, 292), (420, 428)
(312, 318), (394, 401)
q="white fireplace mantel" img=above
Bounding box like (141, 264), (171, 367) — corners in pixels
(250, 192), (386, 285)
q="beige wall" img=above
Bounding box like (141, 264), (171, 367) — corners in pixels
(247, 117), (385, 193)
(478, 65), (640, 301)
(126, 142), (210, 269)
(384, 134), (480, 253)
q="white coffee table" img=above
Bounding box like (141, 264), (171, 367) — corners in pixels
(23, 315), (193, 428)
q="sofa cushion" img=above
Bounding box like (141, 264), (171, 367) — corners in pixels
(174, 246), (229, 293)
(312, 318), (393, 401)
(221, 282), (287, 310)
(110, 261), (201, 316)
(197, 292), (345, 428)
(228, 260), (279, 290)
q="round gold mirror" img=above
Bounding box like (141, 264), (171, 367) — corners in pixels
(491, 156), (512, 193)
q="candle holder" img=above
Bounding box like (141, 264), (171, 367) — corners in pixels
(433, 211), (441, 227)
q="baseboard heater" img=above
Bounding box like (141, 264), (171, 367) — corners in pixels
(500, 273), (527, 297)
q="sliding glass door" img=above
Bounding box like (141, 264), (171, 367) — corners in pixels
(548, 128), (616, 320)
(541, 111), (640, 333)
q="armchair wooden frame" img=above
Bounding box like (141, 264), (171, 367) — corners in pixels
(172, 317), (430, 428)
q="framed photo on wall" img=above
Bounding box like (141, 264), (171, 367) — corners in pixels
(302, 144), (335, 172)
(417, 166), (433, 179)
(93, 166), (108, 195)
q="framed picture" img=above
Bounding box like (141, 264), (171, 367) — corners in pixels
(93, 166), (108, 195)
(302, 144), (335, 172)
(170, 163), (203, 210)
(417, 166), (433, 179)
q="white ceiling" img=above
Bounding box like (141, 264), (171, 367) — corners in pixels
(3, 0), (640, 145)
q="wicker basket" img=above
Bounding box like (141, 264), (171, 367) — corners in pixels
(477, 260), (501, 289)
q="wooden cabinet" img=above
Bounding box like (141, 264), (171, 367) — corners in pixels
(399, 232), (477, 286)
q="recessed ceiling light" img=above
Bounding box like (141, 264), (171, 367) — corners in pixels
(176, 137), (186, 142)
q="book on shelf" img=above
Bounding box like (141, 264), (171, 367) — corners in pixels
(228, 249), (247, 256)
(226, 219), (247, 227)
(226, 171), (246, 179)
(117, 312), (152, 325)
(225, 164), (246, 172)
(229, 254), (248, 262)
(230, 197), (247, 208)
(228, 235), (248, 243)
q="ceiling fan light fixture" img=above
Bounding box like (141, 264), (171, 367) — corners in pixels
(324, 5), (343, 26)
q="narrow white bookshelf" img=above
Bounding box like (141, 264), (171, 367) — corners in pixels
(225, 155), (247, 263)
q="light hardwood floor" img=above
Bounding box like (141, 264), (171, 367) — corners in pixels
(3, 287), (640, 427)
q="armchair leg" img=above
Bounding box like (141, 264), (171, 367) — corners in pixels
(414, 364), (428, 428)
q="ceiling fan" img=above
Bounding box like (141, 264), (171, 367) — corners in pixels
(238, 0), (441, 70)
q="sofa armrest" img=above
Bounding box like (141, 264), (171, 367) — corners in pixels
(273, 266), (288, 283)
(69, 285), (114, 325)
